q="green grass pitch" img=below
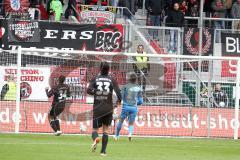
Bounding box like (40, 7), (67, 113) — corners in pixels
(0, 134), (239, 160)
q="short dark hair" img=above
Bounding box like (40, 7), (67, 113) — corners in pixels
(138, 45), (144, 49)
(128, 72), (137, 83)
(58, 75), (66, 84)
(100, 61), (110, 75)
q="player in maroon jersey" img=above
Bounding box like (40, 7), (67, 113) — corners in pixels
(45, 75), (70, 136)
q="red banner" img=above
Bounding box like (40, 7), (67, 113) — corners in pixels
(79, 5), (117, 24)
(221, 60), (237, 77)
(0, 101), (239, 138)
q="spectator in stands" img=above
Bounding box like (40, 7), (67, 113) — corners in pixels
(65, 0), (79, 22)
(0, 0), (4, 17)
(137, 0), (143, 9)
(212, 83), (228, 108)
(110, 0), (119, 7)
(47, 0), (64, 16)
(187, 1), (199, 27)
(231, 0), (240, 30)
(163, 0), (179, 15)
(101, 0), (108, 6)
(187, 0), (199, 10)
(145, 0), (164, 39)
(166, 2), (185, 54)
(211, 0), (227, 42)
(28, 3), (38, 20)
(85, 0), (97, 5)
(85, 0), (108, 6)
(225, 0), (233, 29)
(132, 45), (150, 95)
(47, 0), (52, 15)
(1, 74), (17, 101)
(163, 0), (172, 16)
(36, 0), (49, 20)
(49, 0), (63, 22)
(203, 0), (212, 27)
(119, 0), (138, 18)
(180, 0), (188, 15)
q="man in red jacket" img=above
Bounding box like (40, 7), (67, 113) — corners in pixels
(86, 0), (108, 6)
(36, 0), (49, 20)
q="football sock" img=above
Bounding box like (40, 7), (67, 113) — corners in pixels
(92, 131), (99, 141)
(116, 122), (123, 137)
(50, 120), (57, 132)
(128, 125), (134, 136)
(55, 119), (60, 131)
(101, 132), (108, 153)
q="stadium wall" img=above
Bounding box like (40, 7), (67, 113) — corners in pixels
(0, 101), (239, 138)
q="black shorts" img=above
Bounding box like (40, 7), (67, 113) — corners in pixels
(93, 113), (113, 129)
(49, 102), (65, 118)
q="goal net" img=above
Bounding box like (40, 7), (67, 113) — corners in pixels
(0, 48), (240, 139)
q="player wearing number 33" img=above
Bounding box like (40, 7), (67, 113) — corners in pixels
(114, 72), (143, 141)
(87, 62), (121, 156)
(45, 75), (71, 136)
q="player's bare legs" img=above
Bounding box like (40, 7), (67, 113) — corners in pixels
(48, 114), (57, 132)
(48, 106), (62, 136)
(128, 122), (134, 141)
(91, 128), (100, 152)
(115, 118), (124, 140)
(100, 125), (110, 156)
(115, 119), (134, 141)
(54, 117), (62, 136)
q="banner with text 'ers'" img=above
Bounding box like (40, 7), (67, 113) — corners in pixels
(221, 33), (240, 77)
(1, 19), (124, 52)
(0, 101), (239, 138)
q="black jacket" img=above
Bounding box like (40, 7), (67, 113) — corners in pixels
(166, 9), (185, 27)
(1, 84), (9, 100)
(145, 0), (164, 15)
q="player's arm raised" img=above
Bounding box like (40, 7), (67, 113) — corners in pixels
(45, 87), (54, 98)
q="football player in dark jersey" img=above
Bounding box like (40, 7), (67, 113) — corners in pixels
(45, 75), (70, 136)
(87, 62), (121, 156)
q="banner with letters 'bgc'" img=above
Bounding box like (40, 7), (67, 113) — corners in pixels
(1, 19), (124, 52)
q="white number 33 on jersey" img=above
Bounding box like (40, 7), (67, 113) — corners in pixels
(96, 82), (110, 95)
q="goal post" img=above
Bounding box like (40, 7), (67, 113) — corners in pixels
(234, 60), (240, 140)
(1, 47), (240, 139)
(15, 46), (22, 133)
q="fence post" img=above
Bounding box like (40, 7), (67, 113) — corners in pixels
(142, 0), (146, 15)
(207, 60), (213, 138)
(234, 59), (240, 140)
(15, 46), (22, 133)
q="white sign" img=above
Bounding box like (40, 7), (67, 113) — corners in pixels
(0, 66), (50, 101)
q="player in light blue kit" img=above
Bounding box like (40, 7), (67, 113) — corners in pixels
(114, 72), (143, 141)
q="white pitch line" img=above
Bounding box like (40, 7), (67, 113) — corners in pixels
(0, 141), (239, 148)
(0, 142), (90, 146)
